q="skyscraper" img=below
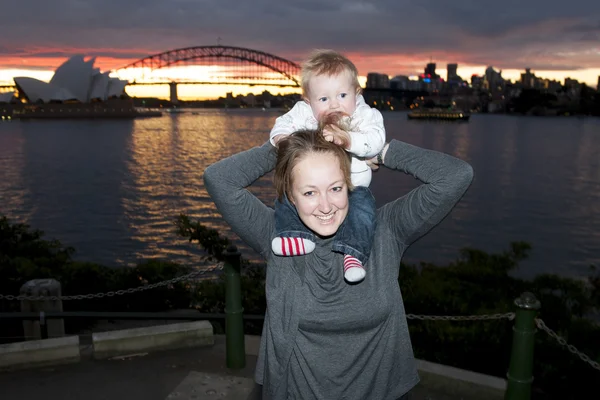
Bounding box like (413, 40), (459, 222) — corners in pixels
(447, 63), (458, 81)
(521, 68), (535, 88)
(366, 73), (390, 89)
(425, 63), (436, 77)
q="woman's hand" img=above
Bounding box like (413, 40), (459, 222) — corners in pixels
(366, 143), (389, 171)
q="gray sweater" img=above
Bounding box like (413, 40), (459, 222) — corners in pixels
(204, 139), (474, 400)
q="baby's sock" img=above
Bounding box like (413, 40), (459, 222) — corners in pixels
(271, 237), (316, 256)
(344, 255), (366, 282)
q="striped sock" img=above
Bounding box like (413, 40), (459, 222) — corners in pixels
(271, 237), (316, 256)
(344, 255), (366, 282)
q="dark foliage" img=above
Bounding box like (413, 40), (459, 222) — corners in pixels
(1, 214), (598, 399)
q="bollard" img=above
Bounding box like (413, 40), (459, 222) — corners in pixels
(223, 245), (245, 369)
(505, 292), (541, 400)
(20, 279), (65, 340)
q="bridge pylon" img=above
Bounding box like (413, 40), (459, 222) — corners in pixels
(169, 82), (178, 104)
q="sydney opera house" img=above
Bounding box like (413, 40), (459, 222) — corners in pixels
(0, 91), (16, 104)
(0, 55), (153, 118)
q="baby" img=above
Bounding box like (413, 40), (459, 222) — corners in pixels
(270, 49), (385, 282)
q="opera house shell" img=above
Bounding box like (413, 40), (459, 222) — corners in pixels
(0, 55), (163, 119)
(11, 55), (128, 104)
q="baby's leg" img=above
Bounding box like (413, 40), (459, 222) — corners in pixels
(272, 195), (316, 256)
(332, 186), (377, 282)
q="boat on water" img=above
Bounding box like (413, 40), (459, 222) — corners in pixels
(0, 99), (162, 120)
(164, 108), (187, 114)
(407, 108), (470, 121)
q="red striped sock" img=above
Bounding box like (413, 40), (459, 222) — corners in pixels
(271, 237), (316, 256)
(344, 255), (366, 282)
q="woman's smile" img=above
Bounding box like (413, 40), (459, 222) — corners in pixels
(290, 152), (349, 237)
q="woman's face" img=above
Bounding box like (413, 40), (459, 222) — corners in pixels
(289, 151), (349, 237)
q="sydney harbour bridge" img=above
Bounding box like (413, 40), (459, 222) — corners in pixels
(115, 46), (303, 102)
(1, 45), (424, 104)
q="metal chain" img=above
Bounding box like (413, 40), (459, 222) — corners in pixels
(0, 263), (224, 301)
(8, 270), (600, 374)
(407, 312), (515, 321)
(9, 273), (600, 373)
(536, 318), (600, 371)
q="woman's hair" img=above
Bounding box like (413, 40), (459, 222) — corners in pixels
(300, 49), (361, 97)
(274, 114), (353, 201)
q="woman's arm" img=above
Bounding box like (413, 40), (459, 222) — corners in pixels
(203, 141), (277, 257)
(378, 140), (474, 246)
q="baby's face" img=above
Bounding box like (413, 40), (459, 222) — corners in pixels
(305, 70), (357, 121)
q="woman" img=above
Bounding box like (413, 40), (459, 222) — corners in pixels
(204, 126), (473, 400)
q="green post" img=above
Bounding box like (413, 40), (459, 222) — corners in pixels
(224, 245), (245, 369)
(505, 292), (541, 400)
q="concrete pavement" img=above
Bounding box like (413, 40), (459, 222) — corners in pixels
(0, 334), (505, 400)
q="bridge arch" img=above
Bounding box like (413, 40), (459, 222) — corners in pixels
(116, 46), (301, 87)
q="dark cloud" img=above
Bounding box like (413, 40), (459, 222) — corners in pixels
(25, 50), (151, 60)
(1, 0), (599, 74)
(0, 47), (27, 55)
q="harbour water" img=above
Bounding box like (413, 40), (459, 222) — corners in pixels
(0, 110), (599, 279)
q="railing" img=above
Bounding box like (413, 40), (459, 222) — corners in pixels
(1, 245), (598, 399)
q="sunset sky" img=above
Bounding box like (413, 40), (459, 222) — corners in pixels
(1, 0), (599, 99)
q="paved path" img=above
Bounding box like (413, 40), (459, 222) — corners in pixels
(0, 335), (256, 400)
(0, 335), (504, 400)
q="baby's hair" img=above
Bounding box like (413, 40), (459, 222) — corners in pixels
(301, 49), (361, 97)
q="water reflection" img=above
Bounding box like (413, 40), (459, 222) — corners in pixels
(378, 113), (600, 278)
(0, 123), (31, 222)
(452, 123), (471, 162)
(2, 120), (135, 263)
(123, 110), (278, 266)
(0, 111), (598, 278)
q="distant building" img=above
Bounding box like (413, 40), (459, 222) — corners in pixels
(418, 62), (443, 91)
(244, 93), (257, 107)
(13, 55), (128, 104)
(260, 90), (273, 108)
(485, 66), (504, 91)
(521, 68), (535, 89)
(542, 79), (562, 92)
(366, 73), (390, 89)
(564, 78), (580, 90)
(447, 63), (458, 82)
(446, 63), (465, 90)
(406, 79), (423, 91)
(390, 75), (410, 90)
(471, 75), (484, 91)
(424, 63), (438, 79)
(0, 91), (15, 103)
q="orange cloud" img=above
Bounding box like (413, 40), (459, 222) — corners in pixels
(0, 45), (154, 71)
(2, 48), (598, 98)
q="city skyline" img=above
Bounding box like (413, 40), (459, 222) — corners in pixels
(1, 0), (599, 99)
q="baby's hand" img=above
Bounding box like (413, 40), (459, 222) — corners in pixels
(322, 125), (351, 149)
(366, 157), (380, 171)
